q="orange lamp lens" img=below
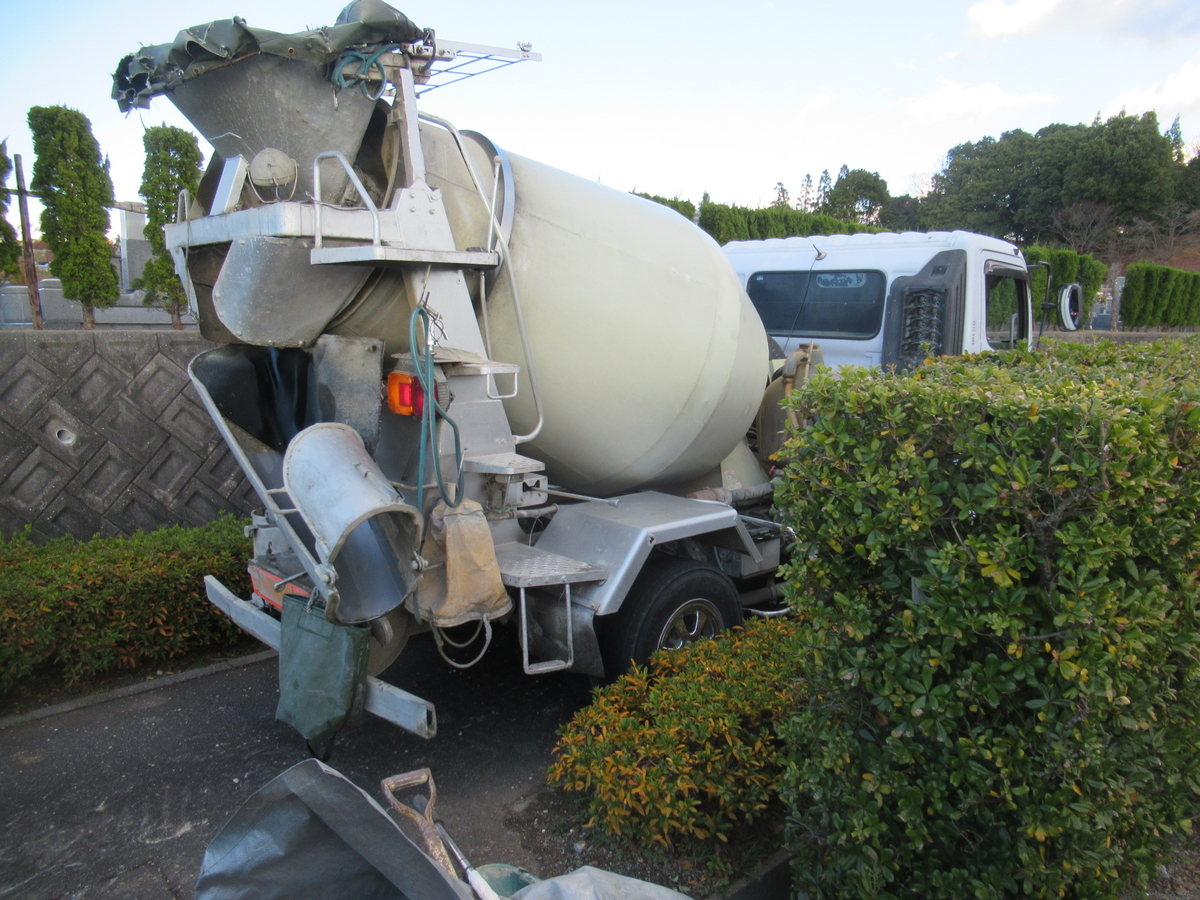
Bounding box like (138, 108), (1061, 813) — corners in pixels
(387, 372), (424, 416)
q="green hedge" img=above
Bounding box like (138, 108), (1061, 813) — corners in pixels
(1122, 262), (1200, 329)
(774, 339), (1200, 899)
(633, 192), (696, 222)
(0, 516), (252, 690)
(697, 200), (877, 245)
(548, 617), (803, 849)
(1025, 246), (1107, 325)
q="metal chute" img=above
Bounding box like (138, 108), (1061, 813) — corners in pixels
(283, 423), (423, 624)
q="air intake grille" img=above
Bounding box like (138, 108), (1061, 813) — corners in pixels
(899, 289), (947, 361)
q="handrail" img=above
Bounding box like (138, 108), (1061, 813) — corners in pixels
(311, 151), (382, 249)
(417, 111), (544, 444)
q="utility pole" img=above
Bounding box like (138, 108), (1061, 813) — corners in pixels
(14, 155), (43, 330)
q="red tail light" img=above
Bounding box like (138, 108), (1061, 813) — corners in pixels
(387, 372), (425, 416)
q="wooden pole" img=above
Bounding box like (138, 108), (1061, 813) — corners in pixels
(14, 155), (43, 330)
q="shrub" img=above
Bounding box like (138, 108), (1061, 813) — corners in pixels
(1025, 246), (1107, 325)
(548, 617), (804, 849)
(0, 516), (251, 690)
(1121, 263), (1200, 329)
(773, 339), (1200, 899)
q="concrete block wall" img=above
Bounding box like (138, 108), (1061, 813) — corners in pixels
(0, 281), (198, 330)
(0, 331), (255, 541)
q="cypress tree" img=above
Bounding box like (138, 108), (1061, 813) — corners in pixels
(136, 125), (203, 329)
(27, 106), (118, 329)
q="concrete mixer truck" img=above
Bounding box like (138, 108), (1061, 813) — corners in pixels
(112, 1), (1036, 741)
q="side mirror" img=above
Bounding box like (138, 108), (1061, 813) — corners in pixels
(1057, 283), (1082, 331)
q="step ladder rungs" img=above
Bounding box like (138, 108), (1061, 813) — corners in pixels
(493, 542), (605, 676)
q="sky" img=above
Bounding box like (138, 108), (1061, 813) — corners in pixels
(2, 0), (1200, 237)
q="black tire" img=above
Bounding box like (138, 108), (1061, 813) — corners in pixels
(601, 557), (741, 677)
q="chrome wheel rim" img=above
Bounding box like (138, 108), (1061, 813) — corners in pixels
(656, 599), (722, 651)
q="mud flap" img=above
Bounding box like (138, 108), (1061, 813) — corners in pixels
(276, 597), (371, 740)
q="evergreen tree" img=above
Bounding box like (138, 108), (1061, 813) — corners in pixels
(1167, 115), (1185, 164)
(796, 173), (815, 213)
(921, 112), (1181, 249)
(826, 167), (891, 223)
(0, 142), (19, 279)
(27, 106), (118, 328)
(136, 125), (203, 329)
(771, 182), (790, 208)
(816, 169), (833, 210)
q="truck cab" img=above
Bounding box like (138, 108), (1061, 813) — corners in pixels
(722, 230), (1034, 370)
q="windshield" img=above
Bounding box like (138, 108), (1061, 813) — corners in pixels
(747, 270), (887, 339)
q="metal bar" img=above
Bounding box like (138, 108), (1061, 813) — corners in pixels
(205, 575), (281, 648)
(393, 67), (427, 188)
(312, 151), (381, 248)
(363, 680), (438, 739)
(188, 353), (336, 610)
(544, 487), (620, 508)
(433, 39), (542, 61)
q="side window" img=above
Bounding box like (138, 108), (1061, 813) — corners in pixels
(747, 270), (886, 339)
(985, 274), (1028, 348)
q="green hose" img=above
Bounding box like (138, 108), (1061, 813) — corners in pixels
(331, 45), (400, 99)
(409, 306), (465, 511)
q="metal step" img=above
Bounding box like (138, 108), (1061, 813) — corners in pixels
(462, 453), (545, 476)
(493, 542), (606, 588)
(493, 542), (606, 676)
(310, 245), (500, 268)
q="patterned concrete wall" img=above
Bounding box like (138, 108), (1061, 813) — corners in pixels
(0, 331), (255, 541)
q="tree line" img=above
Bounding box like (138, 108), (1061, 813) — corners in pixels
(646, 110), (1200, 270)
(0, 107), (200, 328)
(804, 112), (1199, 263)
(6, 104), (1197, 329)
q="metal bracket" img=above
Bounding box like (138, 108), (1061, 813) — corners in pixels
(517, 585), (574, 675)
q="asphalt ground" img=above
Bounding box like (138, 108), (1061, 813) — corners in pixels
(0, 625), (595, 900)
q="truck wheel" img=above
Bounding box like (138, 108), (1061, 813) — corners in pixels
(602, 557), (741, 676)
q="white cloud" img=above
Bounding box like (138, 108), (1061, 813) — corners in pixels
(967, 0), (1200, 42)
(1105, 51), (1200, 120)
(968, 0), (1061, 39)
(798, 91), (837, 116)
(901, 78), (1057, 122)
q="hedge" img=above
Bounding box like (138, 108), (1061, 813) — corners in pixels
(1025, 246), (1107, 325)
(0, 516), (252, 690)
(1121, 262), (1200, 329)
(634, 192), (696, 222)
(697, 201), (877, 245)
(773, 339), (1200, 899)
(548, 617), (803, 849)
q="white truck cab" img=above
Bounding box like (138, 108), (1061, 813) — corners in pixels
(723, 230), (1034, 370)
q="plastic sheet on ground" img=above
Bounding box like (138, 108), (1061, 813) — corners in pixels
(194, 759), (696, 900)
(512, 866), (692, 900)
(194, 759), (473, 900)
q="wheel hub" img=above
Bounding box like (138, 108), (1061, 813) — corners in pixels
(656, 599), (722, 652)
